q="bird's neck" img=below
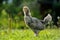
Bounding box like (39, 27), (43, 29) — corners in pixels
(24, 12), (31, 17)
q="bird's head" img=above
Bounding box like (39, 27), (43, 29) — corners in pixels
(23, 6), (31, 16)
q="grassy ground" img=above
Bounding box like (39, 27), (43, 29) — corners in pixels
(0, 29), (60, 40)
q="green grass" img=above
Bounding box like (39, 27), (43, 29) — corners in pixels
(0, 29), (60, 40)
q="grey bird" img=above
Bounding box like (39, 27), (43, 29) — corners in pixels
(23, 6), (44, 36)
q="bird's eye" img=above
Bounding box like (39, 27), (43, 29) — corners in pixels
(24, 8), (27, 10)
(24, 8), (28, 12)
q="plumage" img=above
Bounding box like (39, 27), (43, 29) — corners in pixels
(43, 14), (52, 23)
(43, 14), (53, 28)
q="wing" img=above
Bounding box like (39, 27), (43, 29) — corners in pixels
(31, 17), (44, 30)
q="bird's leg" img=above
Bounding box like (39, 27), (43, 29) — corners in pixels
(33, 30), (39, 36)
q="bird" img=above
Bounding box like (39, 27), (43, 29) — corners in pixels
(23, 6), (44, 36)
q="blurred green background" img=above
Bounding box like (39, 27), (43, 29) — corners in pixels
(0, 0), (60, 40)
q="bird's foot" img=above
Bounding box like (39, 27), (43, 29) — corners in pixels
(34, 34), (38, 36)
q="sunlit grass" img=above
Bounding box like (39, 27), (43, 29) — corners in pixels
(0, 29), (60, 40)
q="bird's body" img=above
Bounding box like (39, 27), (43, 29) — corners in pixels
(24, 16), (44, 30)
(23, 6), (44, 36)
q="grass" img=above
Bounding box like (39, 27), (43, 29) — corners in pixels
(0, 29), (60, 40)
